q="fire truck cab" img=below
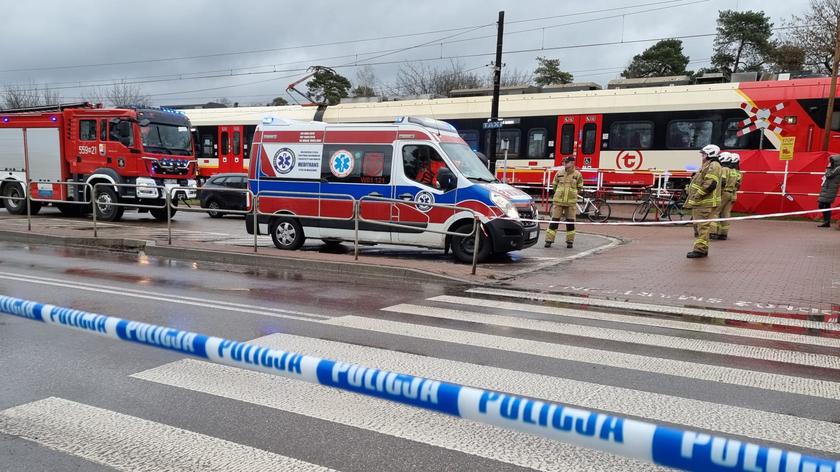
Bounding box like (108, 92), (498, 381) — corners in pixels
(247, 116), (540, 262)
(0, 103), (197, 221)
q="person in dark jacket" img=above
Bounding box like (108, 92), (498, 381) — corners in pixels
(818, 154), (840, 227)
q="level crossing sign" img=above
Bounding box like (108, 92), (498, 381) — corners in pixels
(779, 137), (795, 161)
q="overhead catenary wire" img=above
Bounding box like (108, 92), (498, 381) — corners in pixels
(0, 0), (700, 75)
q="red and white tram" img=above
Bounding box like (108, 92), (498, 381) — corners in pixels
(181, 77), (840, 215)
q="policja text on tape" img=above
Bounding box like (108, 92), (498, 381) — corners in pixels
(0, 295), (837, 472)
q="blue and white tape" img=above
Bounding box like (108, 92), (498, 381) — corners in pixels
(1, 295), (837, 472)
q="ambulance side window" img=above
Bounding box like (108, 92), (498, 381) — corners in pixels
(321, 144), (392, 184)
(402, 144), (449, 189)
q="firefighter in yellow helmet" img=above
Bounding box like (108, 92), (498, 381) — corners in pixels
(712, 152), (743, 240)
(545, 156), (584, 249)
(684, 144), (723, 258)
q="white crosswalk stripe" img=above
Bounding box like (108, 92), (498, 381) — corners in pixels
(4, 289), (838, 470)
(382, 303), (840, 369)
(0, 397), (335, 472)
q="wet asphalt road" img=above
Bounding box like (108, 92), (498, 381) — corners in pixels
(0, 241), (839, 471)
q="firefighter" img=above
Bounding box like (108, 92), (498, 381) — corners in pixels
(817, 154), (840, 227)
(710, 152), (732, 240)
(715, 152), (742, 239)
(684, 144), (723, 258)
(545, 156), (583, 249)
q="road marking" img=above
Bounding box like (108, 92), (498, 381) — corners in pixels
(431, 295), (840, 349)
(468, 287), (840, 332)
(384, 303), (840, 369)
(325, 316), (840, 400)
(158, 333), (840, 455)
(133, 356), (661, 471)
(0, 271), (327, 322)
(0, 397), (335, 472)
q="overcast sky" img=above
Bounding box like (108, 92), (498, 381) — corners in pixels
(0, 0), (810, 106)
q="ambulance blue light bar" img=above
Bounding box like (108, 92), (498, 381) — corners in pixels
(395, 116), (457, 133)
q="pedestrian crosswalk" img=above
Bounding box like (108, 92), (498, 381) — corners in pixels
(1, 288), (839, 471)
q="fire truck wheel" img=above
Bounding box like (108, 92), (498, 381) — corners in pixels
(2, 183), (40, 215)
(450, 221), (491, 264)
(93, 186), (125, 222)
(150, 200), (177, 221)
(56, 203), (83, 217)
(269, 217), (305, 250)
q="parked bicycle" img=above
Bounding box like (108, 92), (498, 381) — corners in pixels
(577, 193), (611, 222)
(631, 188), (689, 222)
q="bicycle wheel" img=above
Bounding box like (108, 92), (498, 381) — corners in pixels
(586, 198), (611, 222)
(667, 203), (691, 221)
(632, 202), (651, 222)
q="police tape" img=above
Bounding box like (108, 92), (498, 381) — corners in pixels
(497, 204), (840, 227)
(1, 294), (838, 472)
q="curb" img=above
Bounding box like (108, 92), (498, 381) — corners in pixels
(0, 230), (147, 252)
(144, 242), (478, 285)
(0, 229), (474, 285)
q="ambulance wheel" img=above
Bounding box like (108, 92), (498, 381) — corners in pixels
(451, 221), (491, 264)
(270, 217), (305, 250)
(2, 183), (40, 215)
(94, 186), (124, 222)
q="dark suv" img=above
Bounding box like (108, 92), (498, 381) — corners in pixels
(198, 173), (248, 218)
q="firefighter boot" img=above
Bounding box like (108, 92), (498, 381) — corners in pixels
(686, 251), (708, 258)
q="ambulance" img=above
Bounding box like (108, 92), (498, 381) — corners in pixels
(246, 116), (540, 262)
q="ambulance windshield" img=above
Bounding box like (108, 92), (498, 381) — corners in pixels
(440, 143), (497, 182)
(140, 122), (193, 155)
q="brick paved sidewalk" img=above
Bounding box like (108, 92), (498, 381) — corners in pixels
(505, 219), (840, 320)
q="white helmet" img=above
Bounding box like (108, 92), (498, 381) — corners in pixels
(701, 144), (721, 158)
(718, 152), (732, 163)
(729, 153), (740, 163)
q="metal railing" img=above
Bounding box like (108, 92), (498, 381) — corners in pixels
(357, 195), (483, 274)
(7, 182), (492, 273)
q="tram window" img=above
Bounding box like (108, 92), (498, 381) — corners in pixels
(582, 123), (597, 154)
(607, 122), (653, 149)
(458, 130), (480, 151)
(201, 134), (214, 158)
(667, 120), (714, 149)
(527, 128), (547, 159)
(221, 131), (230, 154)
(723, 119), (751, 149)
(79, 120), (97, 141)
(559, 124), (574, 155)
(484, 129), (521, 157)
(233, 131), (241, 154)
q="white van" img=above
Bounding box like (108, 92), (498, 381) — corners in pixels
(246, 116), (539, 262)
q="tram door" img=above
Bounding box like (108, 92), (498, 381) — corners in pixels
(555, 114), (602, 170)
(218, 125), (245, 173)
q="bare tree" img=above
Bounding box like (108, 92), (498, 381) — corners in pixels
(785, 0), (840, 74)
(498, 67), (534, 87)
(84, 80), (150, 108)
(1, 82), (63, 110)
(392, 60), (484, 96)
(352, 65), (378, 97)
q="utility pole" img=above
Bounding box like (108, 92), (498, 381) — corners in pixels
(822, 19), (840, 152)
(488, 11), (505, 172)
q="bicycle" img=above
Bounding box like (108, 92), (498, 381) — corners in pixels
(576, 193), (611, 222)
(631, 188), (689, 222)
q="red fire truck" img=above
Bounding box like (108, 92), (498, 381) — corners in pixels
(0, 103), (197, 221)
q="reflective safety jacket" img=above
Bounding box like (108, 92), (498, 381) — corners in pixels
(686, 160), (722, 208)
(552, 169), (584, 206)
(724, 168), (742, 196)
